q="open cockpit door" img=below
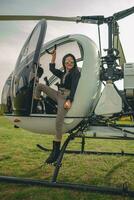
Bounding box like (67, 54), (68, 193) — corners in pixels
(11, 19), (47, 115)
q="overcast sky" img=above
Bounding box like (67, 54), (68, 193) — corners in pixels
(0, 0), (134, 101)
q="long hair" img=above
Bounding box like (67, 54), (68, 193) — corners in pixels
(62, 53), (77, 72)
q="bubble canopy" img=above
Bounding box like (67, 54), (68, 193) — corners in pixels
(3, 18), (100, 122)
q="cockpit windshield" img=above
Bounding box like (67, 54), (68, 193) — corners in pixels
(11, 19), (47, 115)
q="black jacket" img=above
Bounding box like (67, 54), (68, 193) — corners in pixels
(49, 63), (80, 102)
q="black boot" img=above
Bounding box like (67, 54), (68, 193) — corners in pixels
(45, 141), (61, 164)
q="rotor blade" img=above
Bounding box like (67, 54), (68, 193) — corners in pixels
(0, 15), (79, 22)
(113, 35), (126, 67)
(114, 6), (134, 21)
(0, 15), (105, 24)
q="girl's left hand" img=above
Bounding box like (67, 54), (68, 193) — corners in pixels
(64, 100), (72, 110)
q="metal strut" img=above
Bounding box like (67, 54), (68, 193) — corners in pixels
(52, 133), (76, 182)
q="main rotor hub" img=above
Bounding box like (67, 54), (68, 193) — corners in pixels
(100, 48), (123, 82)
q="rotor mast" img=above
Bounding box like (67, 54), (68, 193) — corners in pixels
(99, 7), (134, 82)
(106, 6), (134, 49)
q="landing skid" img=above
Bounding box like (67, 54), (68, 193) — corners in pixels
(1, 131), (134, 197)
(37, 135), (134, 156)
(0, 175), (134, 197)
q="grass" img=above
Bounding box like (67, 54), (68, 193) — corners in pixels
(0, 116), (134, 200)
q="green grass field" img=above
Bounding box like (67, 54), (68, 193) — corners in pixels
(0, 116), (134, 200)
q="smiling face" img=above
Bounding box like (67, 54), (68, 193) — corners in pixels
(64, 56), (75, 71)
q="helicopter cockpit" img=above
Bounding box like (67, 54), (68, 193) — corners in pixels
(34, 38), (84, 115)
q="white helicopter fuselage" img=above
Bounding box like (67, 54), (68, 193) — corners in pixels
(6, 34), (101, 135)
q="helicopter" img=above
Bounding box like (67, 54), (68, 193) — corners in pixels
(1, 6), (134, 138)
(1, 6), (134, 196)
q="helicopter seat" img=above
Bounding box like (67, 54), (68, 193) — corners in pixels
(44, 96), (57, 114)
(32, 98), (44, 114)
